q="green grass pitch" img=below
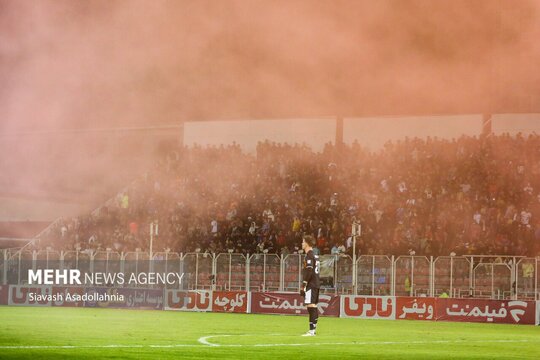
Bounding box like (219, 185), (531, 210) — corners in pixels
(0, 306), (539, 359)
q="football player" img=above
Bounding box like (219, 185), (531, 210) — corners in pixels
(300, 235), (320, 336)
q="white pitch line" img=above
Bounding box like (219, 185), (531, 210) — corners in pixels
(198, 335), (230, 347)
(0, 344), (200, 349)
(197, 335), (537, 348)
(248, 339), (534, 347)
(0, 338), (535, 350)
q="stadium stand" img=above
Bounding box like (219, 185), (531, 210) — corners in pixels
(27, 133), (540, 258)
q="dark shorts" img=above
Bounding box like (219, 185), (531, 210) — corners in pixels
(304, 287), (319, 305)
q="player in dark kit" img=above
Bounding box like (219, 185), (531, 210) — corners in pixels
(300, 235), (320, 336)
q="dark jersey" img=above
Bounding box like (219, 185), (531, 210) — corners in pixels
(303, 250), (320, 289)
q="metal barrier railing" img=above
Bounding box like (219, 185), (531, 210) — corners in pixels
(0, 250), (537, 300)
(357, 255), (392, 296)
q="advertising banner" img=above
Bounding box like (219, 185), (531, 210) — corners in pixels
(84, 288), (164, 309)
(396, 297), (436, 321)
(212, 291), (248, 313)
(250, 292), (340, 316)
(340, 296), (396, 319)
(0, 285), (8, 305)
(120, 288), (164, 310)
(537, 301), (540, 325)
(436, 298), (536, 325)
(8, 285), (53, 306)
(51, 287), (85, 307)
(165, 290), (212, 311)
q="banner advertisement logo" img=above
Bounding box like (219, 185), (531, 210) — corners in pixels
(340, 296), (396, 319)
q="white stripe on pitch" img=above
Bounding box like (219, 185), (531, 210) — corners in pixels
(0, 338), (535, 350)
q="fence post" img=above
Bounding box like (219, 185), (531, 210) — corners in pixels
(89, 251), (95, 275)
(2, 250), (6, 285)
(120, 252), (125, 274)
(534, 257), (540, 300)
(17, 251), (22, 285)
(263, 254), (268, 292)
(227, 254), (232, 292)
(298, 255), (302, 291)
(469, 256), (474, 297)
(279, 254), (284, 292)
(512, 257), (517, 300)
(429, 256), (433, 297)
(179, 252), (184, 290)
(491, 263), (495, 299)
(391, 255), (395, 296)
(32, 250), (37, 271)
(106, 250), (111, 275)
(450, 256), (454, 298)
(410, 257), (414, 297)
(245, 254), (250, 292)
(212, 253), (217, 291)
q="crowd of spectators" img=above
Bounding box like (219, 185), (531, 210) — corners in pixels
(37, 133), (540, 257)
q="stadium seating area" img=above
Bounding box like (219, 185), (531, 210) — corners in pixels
(35, 133), (540, 257)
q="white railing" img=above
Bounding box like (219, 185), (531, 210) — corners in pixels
(0, 249), (537, 300)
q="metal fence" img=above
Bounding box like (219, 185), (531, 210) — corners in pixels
(0, 249), (538, 300)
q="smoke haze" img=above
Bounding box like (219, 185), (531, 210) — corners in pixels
(1, 0), (539, 217)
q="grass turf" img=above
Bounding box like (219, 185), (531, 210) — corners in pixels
(0, 306), (539, 359)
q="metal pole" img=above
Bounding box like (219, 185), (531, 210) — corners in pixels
(513, 257), (517, 300)
(149, 222), (154, 262)
(89, 251), (94, 276)
(535, 257), (538, 301)
(429, 256), (433, 297)
(391, 255), (395, 296)
(263, 254), (267, 292)
(2, 250), (7, 285)
(120, 252), (125, 277)
(228, 254), (232, 291)
(491, 263), (495, 299)
(353, 234), (357, 295)
(372, 256), (375, 296)
(17, 251), (22, 285)
(352, 222), (360, 295)
(179, 252), (184, 290)
(110, 250), (114, 278)
(298, 255), (302, 291)
(164, 252), (168, 289)
(279, 254), (284, 292)
(195, 254), (199, 290)
(450, 257), (454, 298)
(410, 257), (414, 297)
(334, 255), (338, 295)
(212, 253), (216, 291)
(469, 257), (474, 298)
(246, 254), (250, 291)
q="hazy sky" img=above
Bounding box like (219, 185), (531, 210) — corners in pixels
(1, 0), (539, 218)
(1, 0), (539, 133)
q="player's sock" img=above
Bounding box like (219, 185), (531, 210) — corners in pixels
(308, 307), (316, 331)
(313, 307), (319, 332)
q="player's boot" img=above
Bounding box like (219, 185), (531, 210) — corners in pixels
(301, 330), (316, 336)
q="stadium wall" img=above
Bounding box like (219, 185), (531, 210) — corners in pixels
(183, 114), (540, 153)
(492, 113), (540, 135)
(2, 286), (538, 325)
(343, 114), (483, 150)
(183, 118), (336, 153)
